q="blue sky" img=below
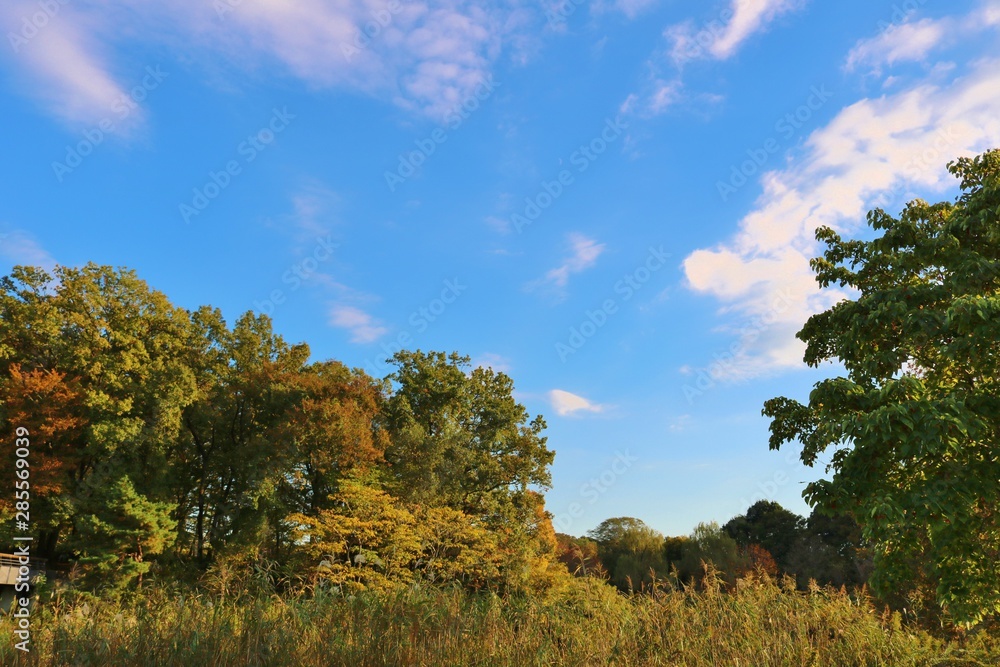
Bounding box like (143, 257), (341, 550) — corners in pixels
(2, 0), (999, 537)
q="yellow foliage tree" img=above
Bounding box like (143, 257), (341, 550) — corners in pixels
(292, 478), (421, 592)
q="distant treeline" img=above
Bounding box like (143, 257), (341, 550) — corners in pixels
(557, 502), (870, 594)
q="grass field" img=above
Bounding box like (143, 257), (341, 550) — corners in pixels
(3, 574), (998, 666)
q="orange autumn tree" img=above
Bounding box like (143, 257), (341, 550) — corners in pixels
(281, 361), (389, 517)
(0, 365), (86, 556)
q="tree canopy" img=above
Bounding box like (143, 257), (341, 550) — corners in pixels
(0, 265), (557, 595)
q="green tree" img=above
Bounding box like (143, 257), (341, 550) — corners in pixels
(0, 264), (198, 585)
(382, 351), (553, 530)
(763, 150), (1000, 626)
(588, 517), (667, 591)
(676, 522), (748, 588)
(176, 311), (309, 562)
(723, 500), (804, 571)
(785, 509), (870, 589)
(70, 474), (176, 591)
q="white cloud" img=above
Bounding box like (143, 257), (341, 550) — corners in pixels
(278, 182), (342, 244)
(682, 55), (1000, 379)
(329, 305), (388, 344)
(619, 93), (640, 115)
(484, 215), (511, 234)
(549, 389), (605, 416)
(529, 233), (606, 295)
(846, 18), (948, 72)
(846, 2), (1000, 72)
(707, 0), (801, 60)
(0, 230), (57, 273)
(623, 0), (801, 116)
(663, 0), (802, 67)
(0, 0), (528, 125)
(669, 414), (692, 432)
(1, 2), (135, 129)
(647, 79), (682, 114)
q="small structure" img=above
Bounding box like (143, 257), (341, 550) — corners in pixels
(0, 553), (47, 614)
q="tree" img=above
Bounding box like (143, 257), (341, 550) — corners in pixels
(292, 474), (505, 593)
(382, 351), (553, 531)
(175, 311), (309, 562)
(292, 476), (422, 592)
(763, 150), (1000, 626)
(787, 509), (870, 589)
(279, 361), (388, 519)
(70, 474), (176, 591)
(739, 543), (779, 578)
(556, 534), (605, 578)
(675, 522), (747, 588)
(723, 500), (804, 571)
(0, 366), (86, 557)
(588, 517), (667, 590)
(0, 261), (567, 597)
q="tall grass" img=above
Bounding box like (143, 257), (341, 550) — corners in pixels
(3, 573), (998, 666)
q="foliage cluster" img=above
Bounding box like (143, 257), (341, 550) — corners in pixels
(0, 270), (556, 594)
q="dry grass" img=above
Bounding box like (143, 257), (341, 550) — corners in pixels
(2, 574), (998, 666)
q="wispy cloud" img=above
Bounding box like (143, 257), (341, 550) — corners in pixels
(704, 0), (802, 60)
(846, 19), (948, 72)
(0, 229), (57, 273)
(549, 389), (606, 416)
(285, 182), (341, 244)
(661, 0), (803, 68)
(647, 79), (683, 114)
(328, 305), (388, 344)
(528, 233), (605, 296)
(1, 1), (135, 130)
(846, 1), (1000, 73)
(669, 414), (692, 432)
(0, 0), (532, 125)
(622, 0), (803, 117)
